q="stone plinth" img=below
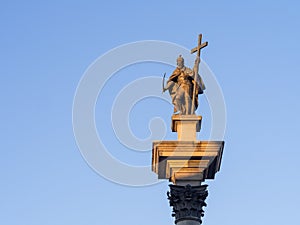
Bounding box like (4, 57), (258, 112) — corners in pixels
(152, 141), (224, 185)
(171, 115), (202, 141)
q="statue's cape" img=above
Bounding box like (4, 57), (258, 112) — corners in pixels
(168, 67), (206, 95)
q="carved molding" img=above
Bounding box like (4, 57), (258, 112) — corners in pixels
(167, 184), (208, 224)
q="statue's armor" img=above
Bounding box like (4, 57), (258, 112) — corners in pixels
(164, 57), (205, 115)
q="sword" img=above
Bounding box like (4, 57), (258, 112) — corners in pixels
(162, 72), (166, 93)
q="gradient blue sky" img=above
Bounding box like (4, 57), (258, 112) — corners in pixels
(1, 1), (300, 225)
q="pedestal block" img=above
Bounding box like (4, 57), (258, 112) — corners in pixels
(171, 115), (202, 141)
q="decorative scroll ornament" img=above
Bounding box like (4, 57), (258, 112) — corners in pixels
(167, 184), (208, 224)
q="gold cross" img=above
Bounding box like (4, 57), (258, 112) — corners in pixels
(191, 34), (208, 58)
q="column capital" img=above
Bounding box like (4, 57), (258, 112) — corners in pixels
(167, 184), (208, 224)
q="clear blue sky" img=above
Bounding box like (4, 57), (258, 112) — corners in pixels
(1, 1), (300, 225)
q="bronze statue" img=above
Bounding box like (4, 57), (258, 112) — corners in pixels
(163, 55), (205, 114)
(163, 34), (208, 115)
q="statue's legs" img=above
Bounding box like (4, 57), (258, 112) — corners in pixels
(181, 84), (192, 115)
(173, 97), (182, 114)
(174, 89), (185, 114)
(184, 93), (192, 114)
(173, 86), (194, 115)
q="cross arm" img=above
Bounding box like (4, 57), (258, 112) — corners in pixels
(190, 41), (208, 54)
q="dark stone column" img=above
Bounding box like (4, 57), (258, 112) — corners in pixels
(167, 184), (208, 225)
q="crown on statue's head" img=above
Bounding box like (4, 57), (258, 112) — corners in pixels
(177, 55), (184, 63)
